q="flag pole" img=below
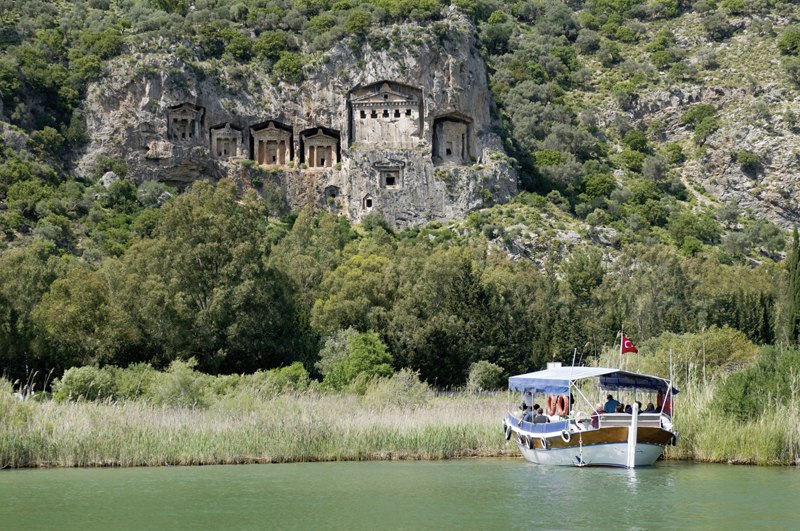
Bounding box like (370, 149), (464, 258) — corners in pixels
(619, 328), (623, 369)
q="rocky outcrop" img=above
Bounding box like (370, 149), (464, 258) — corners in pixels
(77, 7), (515, 228)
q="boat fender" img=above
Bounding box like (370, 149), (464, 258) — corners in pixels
(540, 437), (549, 450)
(527, 435), (535, 450)
(504, 423), (512, 441)
(556, 395), (569, 416)
(561, 430), (571, 443)
(517, 433), (526, 447)
(546, 395), (557, 416)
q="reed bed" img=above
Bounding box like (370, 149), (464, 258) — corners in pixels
(5, 382), (800, 468)
(0, 391), (517, 468)
(663, 381), (800, 465)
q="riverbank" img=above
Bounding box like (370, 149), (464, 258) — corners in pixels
(3, 385), (800, 468)
(1, 391), (517, 468)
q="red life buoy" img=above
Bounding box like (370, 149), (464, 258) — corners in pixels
(546, 395), (557, 416)
(556, 395), (569, 416)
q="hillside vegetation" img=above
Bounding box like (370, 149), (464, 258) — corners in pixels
(2, 0), (800, 398)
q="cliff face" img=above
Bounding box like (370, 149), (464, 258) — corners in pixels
(77, 7), (515, 228)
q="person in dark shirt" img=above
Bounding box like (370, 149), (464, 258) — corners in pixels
(533, 408), (550, 424)
(604, 394), (621, 413)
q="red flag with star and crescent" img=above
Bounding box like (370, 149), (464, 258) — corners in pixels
(621, 335), (638, 354)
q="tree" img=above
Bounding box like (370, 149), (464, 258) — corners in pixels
(323, 331), (394, 390)
(31, 267), (140, 371)
(788, 228), (800, 345)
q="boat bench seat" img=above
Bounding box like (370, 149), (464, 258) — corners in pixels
(599, 413), (662, 429)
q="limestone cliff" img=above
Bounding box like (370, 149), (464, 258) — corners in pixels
(77, 7), (515, 228)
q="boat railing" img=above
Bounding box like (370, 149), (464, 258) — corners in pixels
(514, 418), (570, 434)
(599, 413), (663, 429)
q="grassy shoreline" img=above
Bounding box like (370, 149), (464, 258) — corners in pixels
(1, 392), (517, 468)
(3, 388), (800, 468)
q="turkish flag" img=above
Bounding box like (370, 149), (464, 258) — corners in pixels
(621, 335), (638, 354)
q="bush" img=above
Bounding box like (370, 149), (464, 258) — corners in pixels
(362, 368), (433, 409)
(344, 9), (372, 37)
(715, 346), (800, 421)
(246, 362), (310, 396)
(703, 11), (734, 41)
(466, 360), (505, 392)
(53, 366), (115, 401)
(149, 358), (211, 408)
(737, 150), (760, 174)
(777, 26), (800, 56)
(272, 51), (304, 81)
(323, 331), (394, 391)
(651, 49), (678, 70)
(622, 129), (648, 152)
(253, 31), (288, 60)
(680, 104), (716, 126)
(694, 116), (719, 144)
(783, 57), (800, 87)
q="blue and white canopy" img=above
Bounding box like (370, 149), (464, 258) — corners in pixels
(508, 367), (678, 395)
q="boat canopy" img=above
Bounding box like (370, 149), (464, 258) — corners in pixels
(508, 367), (678, 395)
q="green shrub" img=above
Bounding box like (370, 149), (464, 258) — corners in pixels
(694, 116), (719, 144)
(534, 148), (565, 167)
(272, 51), (305, 81)
(622, 129), (648, 152)
(651, 49), (678, 70)
(663, 142), (685, 164)
(149, 358), (211, 408)
(253, 31), (288, 60)
(53, 366), (116, 401)
(466, 360), (505, 392)
(715, 346), (800, 421)
(618, 149), (645, 173)
(362, 368), (433, 408)
(246, 362), (310, 396)
(737, 150), (760, 174)
(783, 57), (800, 87)
(323, 331), (394, 391)
(777, 26), (800, 56)
(680, 104), (716, 126)
(344, 9), (372, 37)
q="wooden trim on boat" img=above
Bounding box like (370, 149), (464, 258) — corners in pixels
(534, 427), (673, 450)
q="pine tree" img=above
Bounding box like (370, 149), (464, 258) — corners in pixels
(788, 227), (800, 344)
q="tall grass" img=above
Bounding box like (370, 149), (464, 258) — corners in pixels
(0, 388), (515, 468)
(664, 379), (800, 465)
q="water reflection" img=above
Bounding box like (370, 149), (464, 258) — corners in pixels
(1, 460), (799, 530)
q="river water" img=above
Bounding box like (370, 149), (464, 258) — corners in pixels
(2, 459), (798, 529)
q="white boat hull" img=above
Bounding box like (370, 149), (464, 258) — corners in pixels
(515, 439), (666, 467)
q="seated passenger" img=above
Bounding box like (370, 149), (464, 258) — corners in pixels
(591, 402), (604, 429)
(533, 407), (550, 424)
(624, 404), (633, 414)
(644, 402), (656, 412)
(635, 401), (643, 413)
(604, 394), (621, 413)
(521, 406), (533, 422)
(615, 404), (625, 413)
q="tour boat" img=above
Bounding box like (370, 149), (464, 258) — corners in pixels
(502, 364), (678, 468)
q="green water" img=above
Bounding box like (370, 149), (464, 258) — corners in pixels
(1, 459), (798, 530)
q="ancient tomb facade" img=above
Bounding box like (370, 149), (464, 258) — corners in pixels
(300, 128), (340, 168)
(168, 103), (205, 142)
(250, 121), (293, 166)
(373, 159), (405, 189)
(209, 123), (243, 159)
(433, 113), (472, 165)
(349, 81), (423, 149)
